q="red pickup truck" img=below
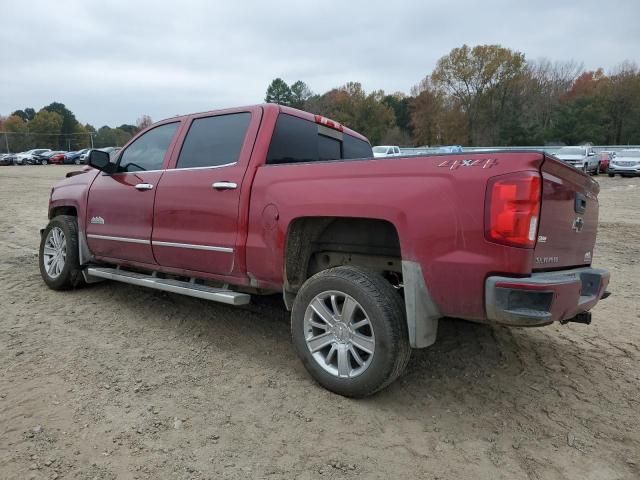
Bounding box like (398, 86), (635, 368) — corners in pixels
(39, 104), (610, 397)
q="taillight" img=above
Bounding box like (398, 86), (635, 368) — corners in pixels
(314, 114), (344, 132)
(485, 172), (541, 248)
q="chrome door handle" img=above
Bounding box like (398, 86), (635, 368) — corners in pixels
(212, 182), (237, 190)
(135, 183), (154, 191)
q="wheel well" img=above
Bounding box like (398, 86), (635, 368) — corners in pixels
(50, 206), (77, 219)
(284, 217), (402, 296)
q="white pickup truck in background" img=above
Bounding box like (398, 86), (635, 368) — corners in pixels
(554, 146), (600, 174)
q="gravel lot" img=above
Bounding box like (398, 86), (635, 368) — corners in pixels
(1, 165), (638, 480)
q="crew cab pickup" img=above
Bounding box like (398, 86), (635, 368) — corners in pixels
(39, 104), (610, 397)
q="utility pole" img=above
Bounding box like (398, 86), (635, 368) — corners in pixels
(4, 133), (9, 153)
(90, 133), (94, 148)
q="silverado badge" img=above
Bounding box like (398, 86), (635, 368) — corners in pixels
(90, 216), (105, 225)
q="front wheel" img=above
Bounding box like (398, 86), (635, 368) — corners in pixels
(291, 266), (411, 397)
(74, 158), (81, 165)
(39, 215), (84, 290)
(41, 159), (48, 165)
(608, 172), (615, 178)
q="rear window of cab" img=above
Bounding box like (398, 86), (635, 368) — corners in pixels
(267, 114), (372, 164)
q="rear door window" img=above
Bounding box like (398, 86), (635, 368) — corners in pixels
(266, 114), (372, 164)
(177, 113), (251, 169)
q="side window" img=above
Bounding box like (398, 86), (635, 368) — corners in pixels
(343, 134), (373, 159)
(267, 114), (374, 164)
(118, 123), (179, 172)
(318, 134), (341, 161)
(267, 114), (317, 164)
(176, 113), (251, 169)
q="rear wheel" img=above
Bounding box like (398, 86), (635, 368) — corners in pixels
(40, 159), (48, 165)
(582, 163), (588, 173)
(291, 266), (411, 397)
(594, 163), (600, 175)
(39, 215), (84, 290)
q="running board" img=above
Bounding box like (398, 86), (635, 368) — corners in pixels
(85, 267), (251, 306)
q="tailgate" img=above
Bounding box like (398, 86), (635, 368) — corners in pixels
(534, 155), (600, 270)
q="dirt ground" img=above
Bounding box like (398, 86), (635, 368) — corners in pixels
(0, 165), (638, 480)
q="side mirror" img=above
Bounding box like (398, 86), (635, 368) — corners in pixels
(87, 150), (114, 173)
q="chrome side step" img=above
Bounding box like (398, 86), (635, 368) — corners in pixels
(86, 267), (250, 306)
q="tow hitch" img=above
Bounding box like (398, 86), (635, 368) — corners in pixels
(561, 311), (592, 325)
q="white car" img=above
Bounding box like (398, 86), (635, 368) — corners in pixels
(15, 149), (52, 165)
(608, 149), (640, 177)
(554, 146), (600, 174)
(372, 145), (401, 158)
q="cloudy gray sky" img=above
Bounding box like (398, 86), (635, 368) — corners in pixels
(1, 0), (639, 127)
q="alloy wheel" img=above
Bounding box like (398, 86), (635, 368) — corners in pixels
(303, 291), (375, 379)
(43, 227), (67, 279)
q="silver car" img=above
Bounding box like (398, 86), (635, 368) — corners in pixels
(608, 149), (640, 177)
(554, 146), (600, 174)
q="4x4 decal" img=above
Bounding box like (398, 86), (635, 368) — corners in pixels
(437, 158), (498, 170)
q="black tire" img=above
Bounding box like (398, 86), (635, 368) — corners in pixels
(291, 266), (411, 398)
(594, 163), (600, 175)
(582, 164), (588, 174)
(39, 215), (84, 290)
(608, 172), (615, 178)
(74, 158), (81, 165)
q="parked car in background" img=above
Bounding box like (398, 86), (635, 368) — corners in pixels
(32, 150), (66, 165)
(48, 152), (68, 164)
(598, 151), (615, 173)
(15, 149), (52, 165)
(608, 149), (640, 177)
(63, 149), (90, 165)
(436, 145), (464, 153)
(0, 153), (16, 166)
(372, 145), (401, 157)
(553, 146), (600, 174)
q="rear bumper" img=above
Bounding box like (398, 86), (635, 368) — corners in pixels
(485, 267), (610, 326)
(608, 167), (640, 175)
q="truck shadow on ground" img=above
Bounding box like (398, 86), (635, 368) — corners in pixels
(70, 281), (614, 419)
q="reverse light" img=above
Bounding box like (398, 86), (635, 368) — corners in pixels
(485, 172), (541, 248)
(314, 114), (344, 132)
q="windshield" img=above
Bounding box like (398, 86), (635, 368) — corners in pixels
(617, 151), (640, 158)
(557, 148), (584, 155)
(372, 147), (388, 153)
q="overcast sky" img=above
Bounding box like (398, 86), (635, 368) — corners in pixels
(1, 0), (638, 127)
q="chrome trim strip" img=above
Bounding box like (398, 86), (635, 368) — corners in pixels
(87, 234), (151, 245)
(108, 163), (237, 176)
(165, 163), (237, 172)
(152, 241), (233, 253)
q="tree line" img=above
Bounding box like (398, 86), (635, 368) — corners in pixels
(4, 44), (638, 152)
(0, 103), (153, 152)
(265, 44), (640, 146)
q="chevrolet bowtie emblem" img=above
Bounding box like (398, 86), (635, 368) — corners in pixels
(572, 217), (584, 232)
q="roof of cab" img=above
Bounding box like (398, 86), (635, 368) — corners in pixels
(150, 104), (369, 144)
